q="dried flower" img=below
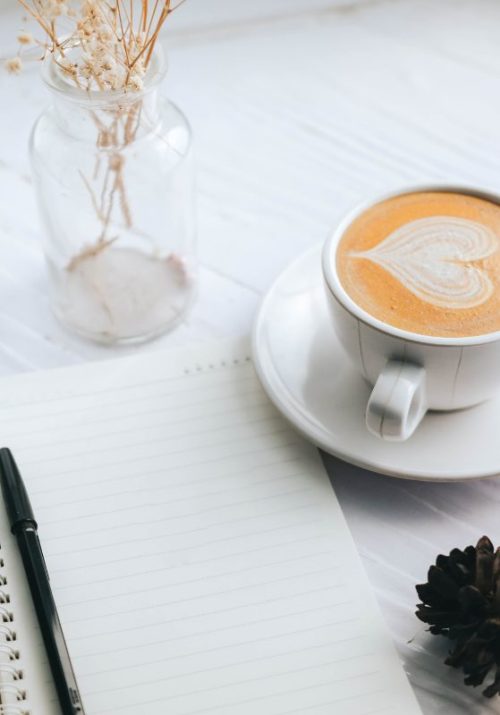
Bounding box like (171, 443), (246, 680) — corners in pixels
(17, 31), (33, 45)
(11, 0), (185, 92)
(10, 0), (187, 273)
(37, 0), (69, 20)
(5, 57), (23, 74)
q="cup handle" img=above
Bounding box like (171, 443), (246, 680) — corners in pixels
(366, 360), (427, 441)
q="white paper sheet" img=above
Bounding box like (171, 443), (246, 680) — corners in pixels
(0, 338), (422, 715)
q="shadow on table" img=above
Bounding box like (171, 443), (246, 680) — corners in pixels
(320, 452), (500, 715)
(321, 451), (500, 538)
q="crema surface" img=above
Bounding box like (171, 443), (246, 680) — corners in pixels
(336, 191), (500, 337)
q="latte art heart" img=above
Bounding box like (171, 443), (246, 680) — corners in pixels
(351, 216), (500, 309)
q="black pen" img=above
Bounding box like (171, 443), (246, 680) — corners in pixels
(0, 448), (85, 715)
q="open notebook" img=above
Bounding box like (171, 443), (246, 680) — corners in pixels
(0, 338), (422, 715)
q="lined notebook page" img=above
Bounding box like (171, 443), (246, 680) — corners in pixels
(0, 338), (422, 715)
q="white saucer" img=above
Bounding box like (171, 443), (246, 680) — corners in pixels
(252, 247), (500, 481)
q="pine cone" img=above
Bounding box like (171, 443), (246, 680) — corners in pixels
(416, 536), (500, 697)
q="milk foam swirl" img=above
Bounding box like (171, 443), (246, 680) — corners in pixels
(351, 216), (500, 309)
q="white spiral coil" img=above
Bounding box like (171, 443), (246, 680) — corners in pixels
(0, 545), (28, 715)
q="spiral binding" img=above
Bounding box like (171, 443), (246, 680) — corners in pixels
(0, 544), (29, 715)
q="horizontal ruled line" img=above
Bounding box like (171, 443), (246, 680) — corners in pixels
(24, 427), (294, 478)
(96, 666), (381, 714)
(20, 415), (285, 466)
(0, 361), (252, 412)
(30, 441), (302, 496)
(262, 690), (391, 715)
(71, 600), (353, 645)
(46, 487), (317, 547)
(81, 622), (365, 677)
(55, 549), (337, 592)
(37, 471), (310, 528)
(1, 380), (264, 436)
(45, 501), (324, 552)
(35, 457), (303, 510)
(78, 609), (357, 666)
(11, 398), (273, 450)
(62, 564), (342, 609)
(50, 525), (332, 574)
(91, 645), (376, 700)
(173, 672), (382, 715)
(65, 582), (340, 626)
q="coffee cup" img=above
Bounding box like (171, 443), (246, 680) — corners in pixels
(322, 186), (500, 441)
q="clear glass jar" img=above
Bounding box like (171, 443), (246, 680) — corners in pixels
(30, 49), (196, 345)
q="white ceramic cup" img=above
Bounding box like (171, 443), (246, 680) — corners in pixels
(322, 186), (500, 442)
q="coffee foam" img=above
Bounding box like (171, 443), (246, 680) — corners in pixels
(335, 191), (500, 338)
(350, 216), (499, 310)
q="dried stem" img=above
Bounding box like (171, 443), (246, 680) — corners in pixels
(11, 0), (184, 91)
(9, 0), (185, 270)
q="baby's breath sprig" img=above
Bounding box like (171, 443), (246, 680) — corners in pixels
(7, 0), (186, 275)
(6, 0), (184, 91)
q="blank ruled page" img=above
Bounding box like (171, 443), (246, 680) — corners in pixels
(0, 339), (422, 715)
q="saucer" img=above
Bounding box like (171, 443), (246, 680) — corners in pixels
(252, 247), (500, 481)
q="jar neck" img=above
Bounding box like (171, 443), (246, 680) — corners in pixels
(43, 47), (166, 143)
(50, 88), (162, 143)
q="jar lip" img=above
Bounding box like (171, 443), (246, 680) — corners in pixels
(41, 43), (167, 105)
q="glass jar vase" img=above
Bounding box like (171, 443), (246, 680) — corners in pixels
(30, 49), (196, 345)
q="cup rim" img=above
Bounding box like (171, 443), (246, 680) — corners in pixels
(322, 183), (500, 347)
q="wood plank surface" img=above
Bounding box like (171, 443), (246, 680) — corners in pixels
(2, 2), (500, 713)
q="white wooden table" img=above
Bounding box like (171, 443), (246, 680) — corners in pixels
(2, 0), (500, 712)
